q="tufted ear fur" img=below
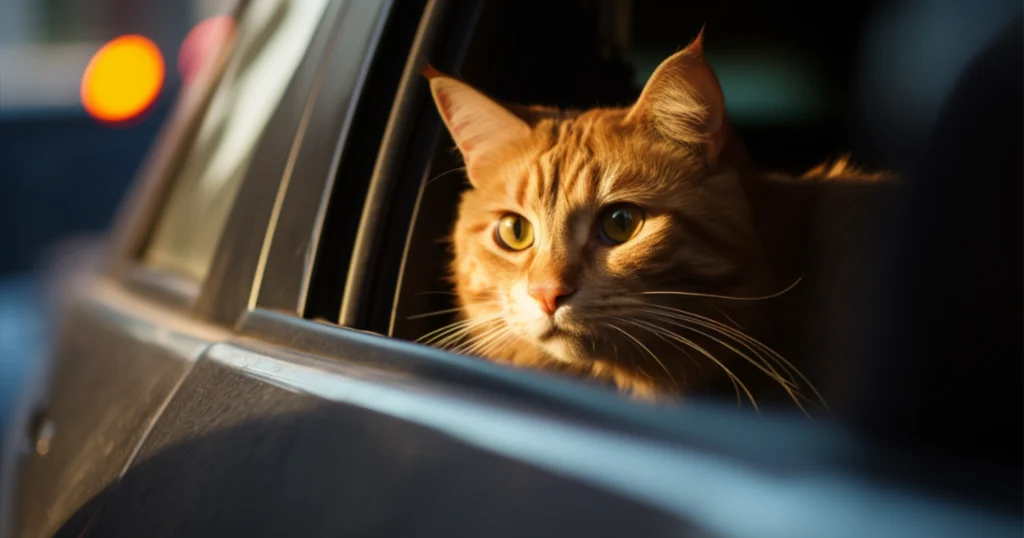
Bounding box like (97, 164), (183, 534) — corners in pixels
(626, 30), (727, 166)
(422, 65), (532, 185)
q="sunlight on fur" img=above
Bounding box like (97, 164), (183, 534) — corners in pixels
(415, 32), (890, 411)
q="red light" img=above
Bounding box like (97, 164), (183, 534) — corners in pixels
(178, 16), (235, 83)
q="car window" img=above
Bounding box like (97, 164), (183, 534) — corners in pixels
(143, 0), (332, 282)
(393, 1), (840, 343)
(319, 0), (903, 404)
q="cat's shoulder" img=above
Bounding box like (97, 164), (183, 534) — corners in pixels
(749, 154), (900, 243)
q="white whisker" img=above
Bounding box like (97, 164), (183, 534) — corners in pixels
(627, 318), (759, 412)
(407, 306), (467, 320)
(605, 319), (679, 390)
(635, 277), (802, 301)
(426, 166), (468, 186)
(640, 303), (828, 412)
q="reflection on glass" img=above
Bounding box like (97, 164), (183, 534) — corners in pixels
(144, 0), (331, 281)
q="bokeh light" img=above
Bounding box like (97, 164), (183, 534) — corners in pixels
(81, 35), (165, 123)
(178, 16), (235, 83)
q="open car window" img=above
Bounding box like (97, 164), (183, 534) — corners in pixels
(332, 1), (874, 408)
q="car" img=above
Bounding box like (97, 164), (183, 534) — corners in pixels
(1, 1), (1020, 537)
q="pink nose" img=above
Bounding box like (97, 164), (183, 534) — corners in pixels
(528, 285), (576, 316)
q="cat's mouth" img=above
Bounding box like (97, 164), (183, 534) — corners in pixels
(509, 304), (600, 363)
(528, 313), (582, 342)
(526, 320), (600, 364)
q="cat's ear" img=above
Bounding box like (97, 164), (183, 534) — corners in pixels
(626, 30), (726, 166)
(421, 64), (531, 183)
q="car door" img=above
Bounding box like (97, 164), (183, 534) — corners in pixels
(0, 0), (350, 536)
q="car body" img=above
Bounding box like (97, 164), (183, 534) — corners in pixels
(1, 1), (1020, 537)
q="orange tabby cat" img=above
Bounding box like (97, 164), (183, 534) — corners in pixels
(422, 33), (890, 406)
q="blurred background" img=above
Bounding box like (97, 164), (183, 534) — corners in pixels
(0, 0), (235, 440)
(0, 0), (1020, 443)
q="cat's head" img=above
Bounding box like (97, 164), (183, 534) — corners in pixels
(424, 34), (770, 395)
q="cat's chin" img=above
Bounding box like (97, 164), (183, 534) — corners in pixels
(522, 316), (566, 342)
(515, 314), (594, 364)
(535, 334), (596, 365)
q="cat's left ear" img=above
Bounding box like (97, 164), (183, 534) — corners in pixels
(422, 64), (531, 185)
(626, 30), (726, 166)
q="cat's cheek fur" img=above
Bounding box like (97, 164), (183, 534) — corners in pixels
(464, 260), (491, 297)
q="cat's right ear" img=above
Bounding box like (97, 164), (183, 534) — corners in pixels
(421, 64), (531, 185)
(626, 30), (727, 166)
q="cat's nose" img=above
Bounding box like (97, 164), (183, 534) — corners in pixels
(528, 285), (576, 316)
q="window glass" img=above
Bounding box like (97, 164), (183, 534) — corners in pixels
(143, 0), (331, 281)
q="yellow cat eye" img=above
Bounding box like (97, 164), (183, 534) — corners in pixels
(598, 203), (644, 244)
(495, 213), (534, 251)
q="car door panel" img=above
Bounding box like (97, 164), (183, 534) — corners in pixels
(4, 3), (419, 536)
(10, 280), (221, 538)
(61, 333), (1022, 538)
(70, 342), (698, 538)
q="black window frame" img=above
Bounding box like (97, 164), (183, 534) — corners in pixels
(302, 0), (480, 329)
(253, 0), (432, 323)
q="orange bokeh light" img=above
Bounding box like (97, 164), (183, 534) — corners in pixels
(81, 35), (165, 123)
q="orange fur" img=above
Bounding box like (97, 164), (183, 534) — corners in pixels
(421, 38), (892, 406)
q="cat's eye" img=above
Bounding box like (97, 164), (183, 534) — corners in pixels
(495, 213), (534, 251)
(598, 203), (644, 244)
